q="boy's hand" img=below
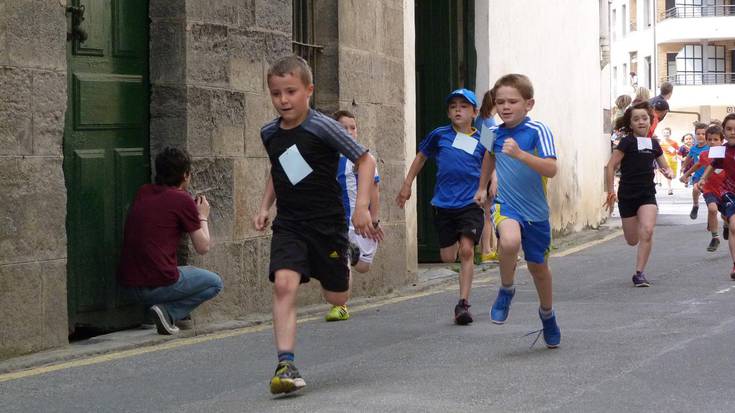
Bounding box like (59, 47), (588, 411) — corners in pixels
(602, 191), (617, 214)
(661, 168), (674, 180)
(679, 175), (688, 184)
(252, 209), (270, 232)
(395, 184), (411, 209)
(474, 189), (487, 206)
(502, 137), (522, 159)
(695, 180), (705, 192)
(195, 195), (210, 219)
(352, 207), (383, 241)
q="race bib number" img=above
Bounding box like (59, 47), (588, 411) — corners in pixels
(452, 132), (478, 155)
(278, 144), (313, 186)
(636, 137), (653, 151)
(480, 125), (496, 153)
(709, 146), (726, 159)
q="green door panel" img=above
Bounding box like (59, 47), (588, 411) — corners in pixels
(64, 0), (150, 333)
(415, 0), (476, 262)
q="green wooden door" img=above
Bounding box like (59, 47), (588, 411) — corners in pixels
(64, 0), (150, 334)
(415, 0), (476, 262)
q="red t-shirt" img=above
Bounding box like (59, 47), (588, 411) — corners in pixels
(118, 184), (201, 287)
(694, 150), (726, 197)
(711, 145), (735, 195)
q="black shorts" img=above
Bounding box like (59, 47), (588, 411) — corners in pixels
(617, 192), (657, 218)
(269, 217), (350, 292)
(434, 204), (484, 248)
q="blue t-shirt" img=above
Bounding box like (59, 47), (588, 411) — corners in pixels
(492, 117), (557, 222)
(418, 125), (485, 209)
(474, 116), (496, 131)
(688, 144), (709, 179)
(337, 155), (380, 229)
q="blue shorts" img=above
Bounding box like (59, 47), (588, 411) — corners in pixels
(492, 204), (551, 264)
(720, 193), (735, 219)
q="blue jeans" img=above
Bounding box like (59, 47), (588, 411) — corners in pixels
(128, 266), (223, 322)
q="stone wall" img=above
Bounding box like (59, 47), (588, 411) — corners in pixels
(0, 2), (68, 358)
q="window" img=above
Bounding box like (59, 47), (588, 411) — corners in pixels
(675, 44), (703, 84)
(292, 0), (323, 107)
(667, 52), (678, 81)
(707, 45), (726, 83)
(612, 9), (617, 40)
(621, 5), (627, 36)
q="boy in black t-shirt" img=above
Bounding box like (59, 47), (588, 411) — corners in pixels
(604, 101), (673, 287)
(253, 56), (381, 395)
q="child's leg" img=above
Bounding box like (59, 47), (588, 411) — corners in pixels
(497, 219), (522, 286)
(621, 216), (640, 246)
(707, 202), (719, 233)
(272, 269), (301, 353)
(635, 204), (658, 273)
(527, 262), (552, 311)
(457, 235), (475, 301)
(693, 185), (701, 206)
(439, 243), (459, 263)
(323, 289), (350, 307)
(728, 215), (735, 261)
(481, 200), (495, 255)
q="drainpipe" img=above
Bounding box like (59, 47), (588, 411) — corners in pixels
(652, 0), (658, 92)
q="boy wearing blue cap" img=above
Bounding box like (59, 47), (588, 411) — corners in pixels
(475, 74), (561, 348)
(397, 88), (485, 325)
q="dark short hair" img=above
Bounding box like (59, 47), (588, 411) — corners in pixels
(494, 74), (534, 100)
(722, 113), (735, 129)
(621, 101), (654, 134)
(333, 110), (356, 121)
(706, 124), (724, 140)
(651, 97), (669, 112)
(155, 147), (192, 187)
(694, 122), (708, 131)
(660, 82), (674, 96)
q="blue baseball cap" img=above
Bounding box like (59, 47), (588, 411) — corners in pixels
(445, 88), (478, 108)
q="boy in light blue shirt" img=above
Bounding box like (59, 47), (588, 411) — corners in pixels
(475, 74), (561, 348)
(397, 88), (486, 325)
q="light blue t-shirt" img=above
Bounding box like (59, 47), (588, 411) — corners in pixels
(337, 155), (380, 229)
(688, 144), (709, 180)
(418, 125), (485, 209)
(492, 117), (557, 222)
(474, 116), (496, 131)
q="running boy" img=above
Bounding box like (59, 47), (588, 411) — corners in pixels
(326, 110), (382, 322)
(475, 74), (561, 348)
(683, 123), (709, 219)
(699, 114), (735, 279)
(604, 102), (674, 287)
(253, 56), (380, 394)
(680, 125), (727, 252)
(396, 88), (485, 326)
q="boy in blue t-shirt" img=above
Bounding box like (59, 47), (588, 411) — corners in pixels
(683, 122), (709, 219)
(475, 74), (561, 348)
(397, 88), (486, 325)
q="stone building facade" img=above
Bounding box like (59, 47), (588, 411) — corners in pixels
(0, 0), (416, 359)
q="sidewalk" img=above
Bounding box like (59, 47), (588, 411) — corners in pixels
(0, 222), (623, 375)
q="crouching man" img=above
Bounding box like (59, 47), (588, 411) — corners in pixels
(118, 147), (223, 335)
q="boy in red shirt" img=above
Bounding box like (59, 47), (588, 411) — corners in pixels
(699, 114), (735, 278)
(681, 125), (727, 252)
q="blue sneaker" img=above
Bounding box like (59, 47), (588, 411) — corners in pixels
(490, 287), (515, 324)
(540, 310), (561, 348)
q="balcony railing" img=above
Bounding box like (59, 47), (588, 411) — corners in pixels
(663, 5), (735, 19)
(663, 72), (735, 85)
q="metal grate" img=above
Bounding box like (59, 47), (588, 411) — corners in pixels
(292, 0), (323, 107)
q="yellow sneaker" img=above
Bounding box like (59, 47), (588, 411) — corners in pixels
(325, 305), (350, 322)
(480, 251), (499, 263)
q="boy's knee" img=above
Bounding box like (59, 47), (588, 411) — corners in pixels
(640, 225), (654, 240)
(354, 262), (371, 273)
(458, 244), (474, 261)
(273, 273), (299, 298)
(499, 237), (521, 253)
(708, 204), (719, 213)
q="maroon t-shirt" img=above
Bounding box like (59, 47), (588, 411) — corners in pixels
(710, 144), (735, 195)
(118, 184), (201, 287)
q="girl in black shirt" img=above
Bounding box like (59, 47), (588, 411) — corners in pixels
(604, 102), (674, 287)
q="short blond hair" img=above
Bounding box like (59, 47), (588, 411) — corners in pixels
(267, 55), (313, 87)
(494, 74), (534, 100)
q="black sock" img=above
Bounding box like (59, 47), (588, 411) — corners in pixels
(277, 351), (294, 363)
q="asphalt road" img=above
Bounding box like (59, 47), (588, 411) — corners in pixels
(2, 188), (735, 413)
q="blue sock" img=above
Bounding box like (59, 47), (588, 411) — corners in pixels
(278, 351), (294, 363)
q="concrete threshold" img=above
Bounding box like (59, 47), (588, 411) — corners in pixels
(0, 223), (622, 376)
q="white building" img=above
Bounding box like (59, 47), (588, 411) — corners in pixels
(610, 0), (735, 135)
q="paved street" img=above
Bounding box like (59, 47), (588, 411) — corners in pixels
(2, 188), (735, 412)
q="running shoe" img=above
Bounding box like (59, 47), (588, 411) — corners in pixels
(490, 287), (515, 324)
(668, 190), (673, 195)
(454, 299), (473, 325)
(632, 272), (650, 287)
(690, 205), (699, 220)
(725, 224), (730, 240)
(270, 361), (306, 394)
(150, 304), (179, 335)
(480, 251), (499, 263)
(730, 265), (735, 281)
(325, 305), (350, 322)
(707, 237), (721, 252)
(539, 310), (561, 348)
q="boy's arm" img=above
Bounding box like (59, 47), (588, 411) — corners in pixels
(353, 153), (382, 241)
(697, 165), (715, 191)
(369, 181), (380, 225)
(253, 172), (276, 231)
(474, 151), (495, 205)
(682, 155), (693, 171)
(680, 158), (705, 182)
(396, 152), (428, 209)
(502, 137), (557, 177)
(190, 195), (211, 254)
